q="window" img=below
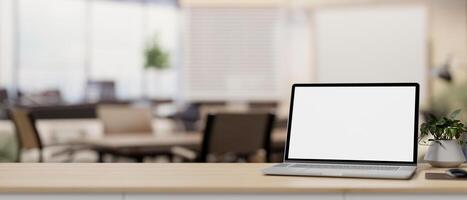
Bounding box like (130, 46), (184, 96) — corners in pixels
(0, 0), (15, 88)
(144, 2), (179, 98)
(90, 0), (144, 99)
(182, 7), (281, 101)
(18, 0), (86, 102)
(11, 0), (179, 102)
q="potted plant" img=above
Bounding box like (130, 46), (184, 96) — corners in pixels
(420, 109), (467, 167)
(142, 37), (169, 98)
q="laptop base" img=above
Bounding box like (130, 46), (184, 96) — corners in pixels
(263, 163), (416, 180)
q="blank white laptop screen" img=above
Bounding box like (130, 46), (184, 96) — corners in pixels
(287, 85), (416, 162)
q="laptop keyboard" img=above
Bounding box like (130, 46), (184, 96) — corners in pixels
(288, 164), (400, 171)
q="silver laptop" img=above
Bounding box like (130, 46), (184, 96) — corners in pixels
(263, 83), (419, 179)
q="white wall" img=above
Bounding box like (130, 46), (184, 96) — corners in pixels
(430, 0), (467, 94)
(311, 4), (428, 103)
(277, 5), (313, 118)
(430, 0), (467, 68)
(279, 0), (467, 116)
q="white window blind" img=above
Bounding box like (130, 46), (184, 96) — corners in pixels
(182, 7), (281, 101)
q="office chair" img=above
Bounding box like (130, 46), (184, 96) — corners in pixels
(97, 104), (153, 135)
(96, 104), (166, 162)
(172, 113), (275, 162)
(9, 108), (85, 162)
(85, 80), (117, 102)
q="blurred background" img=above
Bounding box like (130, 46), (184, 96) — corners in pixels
(0, 0), (465, 163)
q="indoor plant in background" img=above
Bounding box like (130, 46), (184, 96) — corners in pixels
(420, 109), (467, 167)
(142, 36), (169, 98)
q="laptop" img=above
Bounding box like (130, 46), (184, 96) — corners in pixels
(263, 83), (419, 179)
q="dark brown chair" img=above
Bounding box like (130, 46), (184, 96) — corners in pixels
(172, 113), (275, 162)
(0, 88), (9, 119)
(0, 88), (9, 104)
(9, 108), (84, 162)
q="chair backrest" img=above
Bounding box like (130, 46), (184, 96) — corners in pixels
(199, 113), (275, 162)
(86, 80), (116, 102)
(97, 104), (153, 135)
(9, 108), (42, 150)
(0, 88), (9, 104)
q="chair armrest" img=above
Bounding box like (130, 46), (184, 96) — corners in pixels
(171, 146), (197, 161)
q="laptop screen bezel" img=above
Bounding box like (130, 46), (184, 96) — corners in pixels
(284, 83), (419, 165)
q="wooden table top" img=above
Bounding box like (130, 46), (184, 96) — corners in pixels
(0, 163), (466, 193)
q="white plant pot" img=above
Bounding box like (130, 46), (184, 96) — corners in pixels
(143, 68), (175, 98)
(463, 133), (467, 160)
(424, 140), (466, 168)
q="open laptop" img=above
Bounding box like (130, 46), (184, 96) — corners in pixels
(263, 83), (419, 179)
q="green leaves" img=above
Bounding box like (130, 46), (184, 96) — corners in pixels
(419, 109), (466, 142)
(449, 109), (461, 120)
(144, 37), (169, 70)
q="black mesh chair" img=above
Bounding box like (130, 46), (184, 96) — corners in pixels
(172, 113), (275, 162)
